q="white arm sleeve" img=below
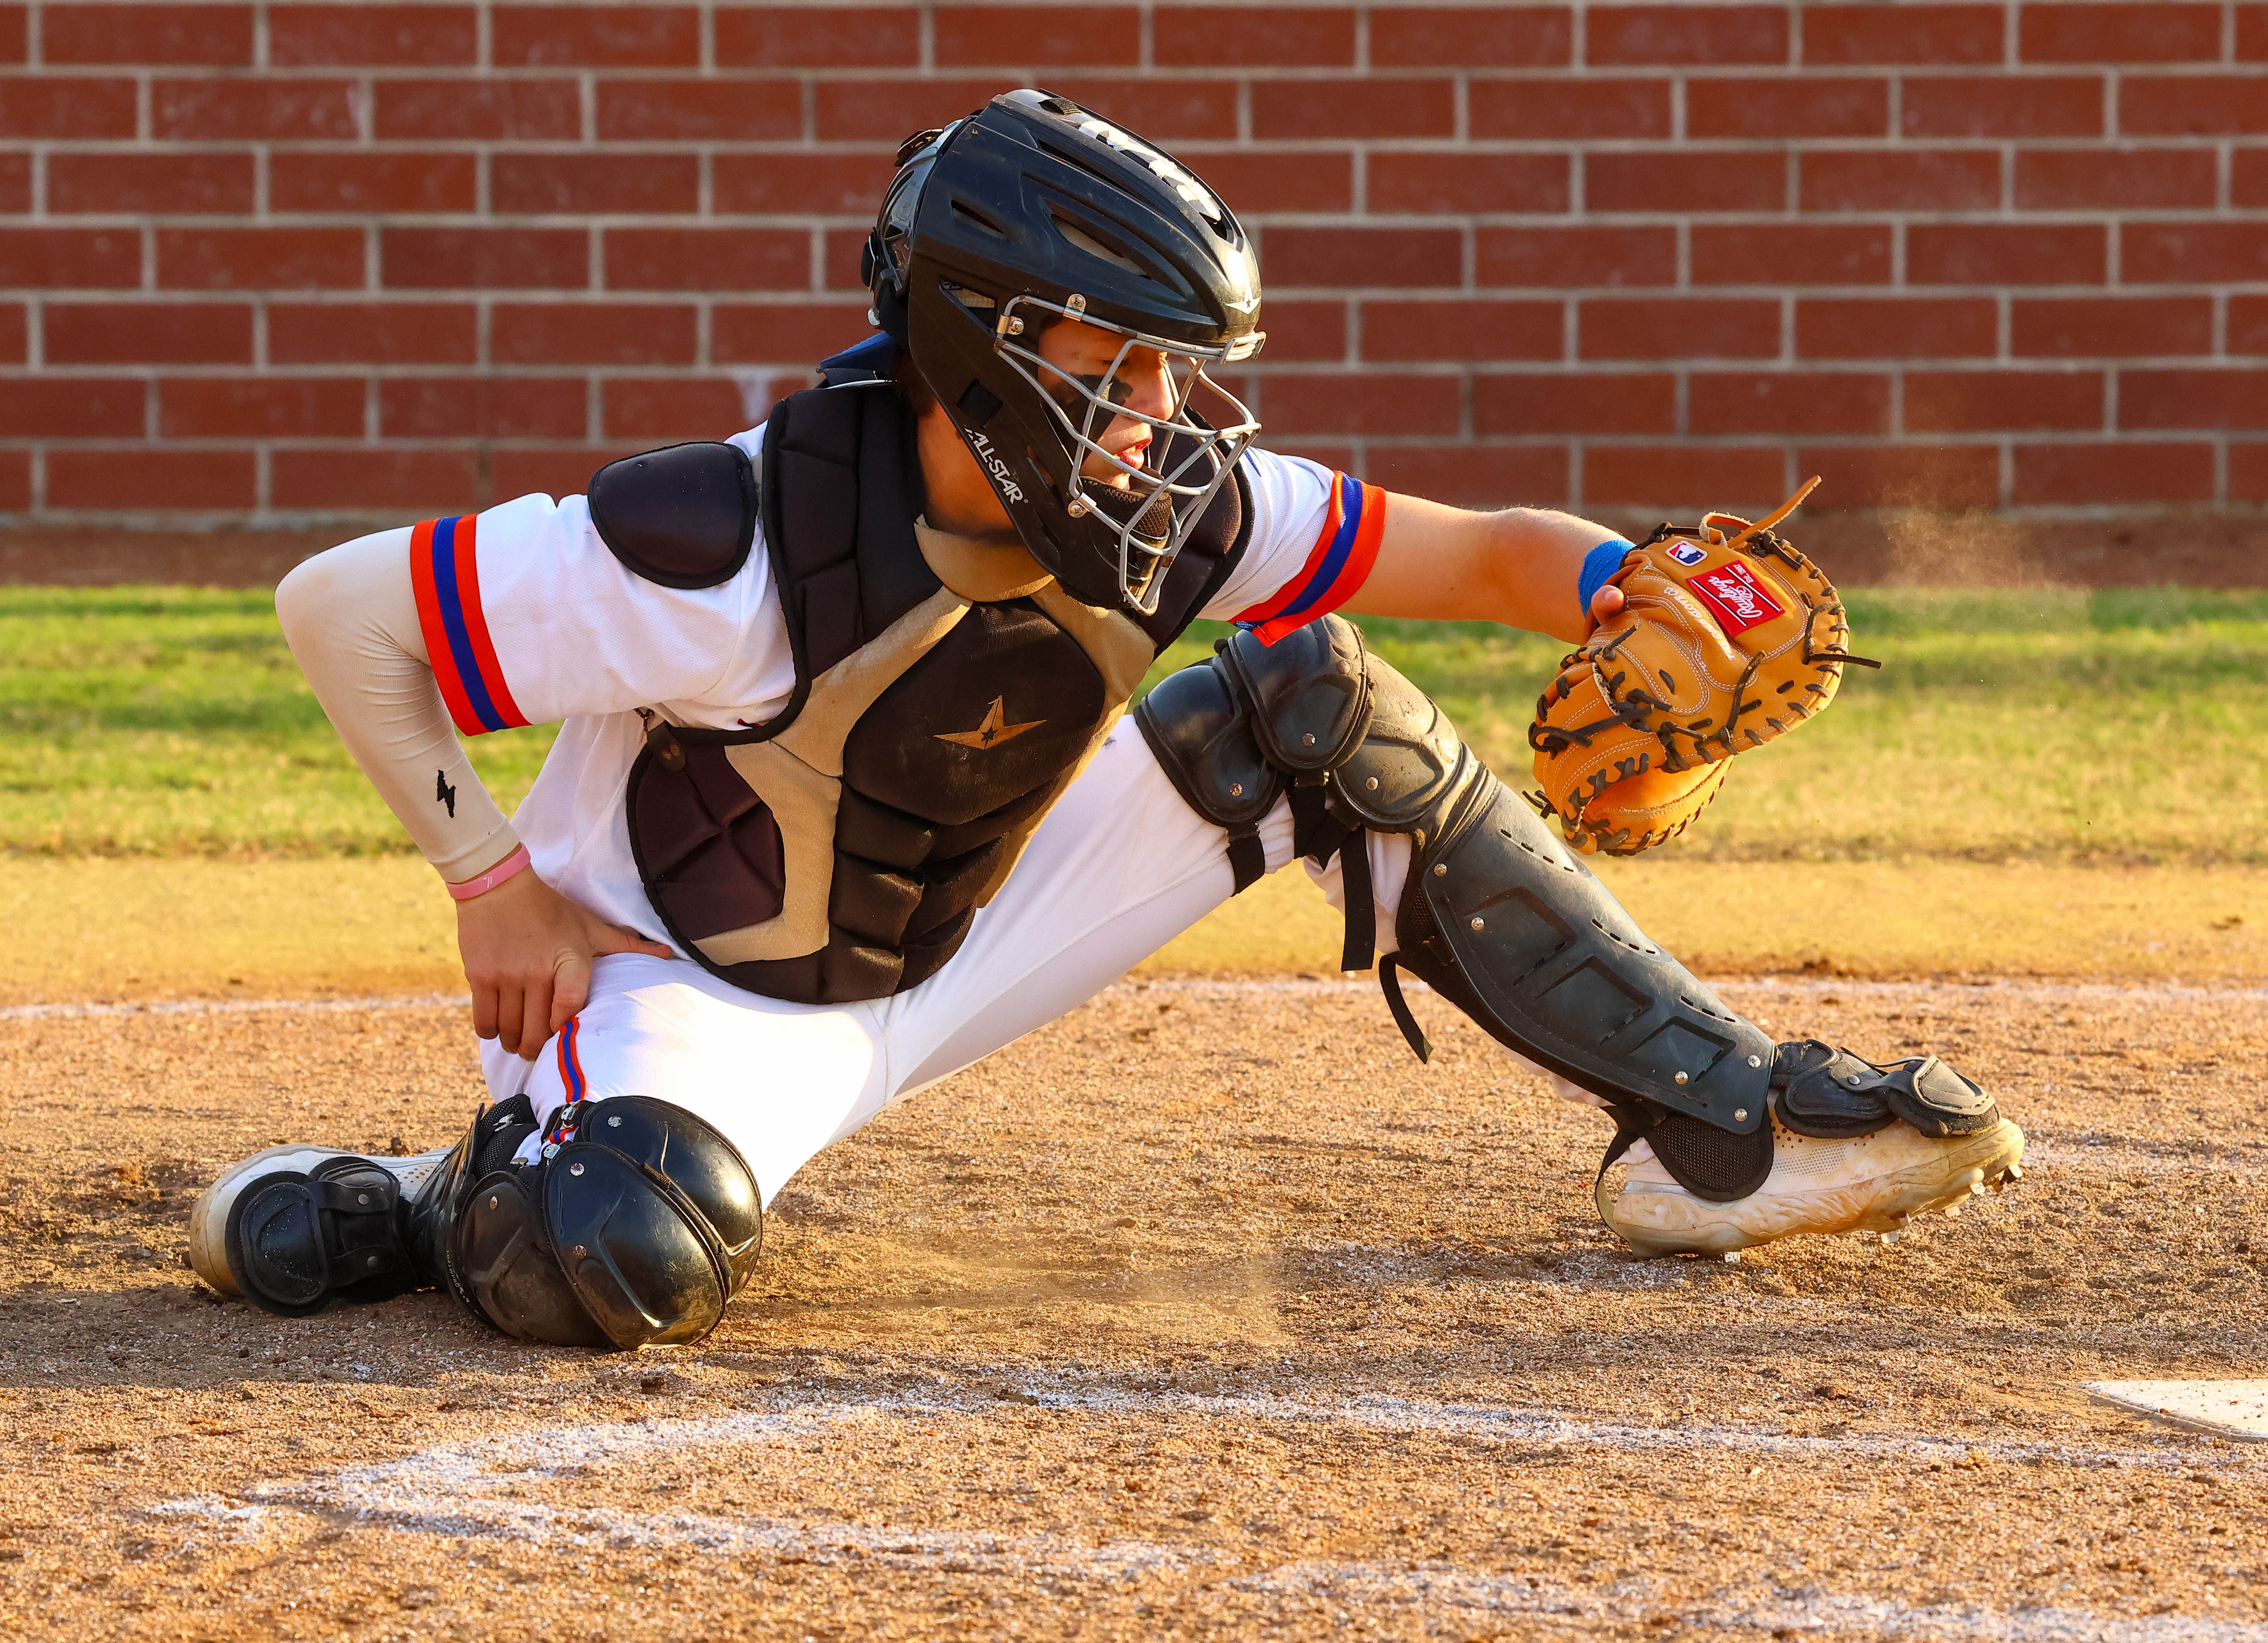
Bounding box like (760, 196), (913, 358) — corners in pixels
(274, 529), (520, 882)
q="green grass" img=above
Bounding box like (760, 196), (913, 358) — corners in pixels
(5, 584), (2267, 863)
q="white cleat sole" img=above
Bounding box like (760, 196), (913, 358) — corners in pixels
(1604, 1118), (2026, 1258)
(187, 1144), (450, 1298)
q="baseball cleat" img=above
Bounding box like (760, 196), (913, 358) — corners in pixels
(188, 1143), (453, 1315)
(1600, 1114), (2026, 1257)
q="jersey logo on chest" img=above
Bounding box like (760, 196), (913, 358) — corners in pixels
(933, 696), (1046, 751)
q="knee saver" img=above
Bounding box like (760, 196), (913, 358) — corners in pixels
(439, 1096), (763, 1352)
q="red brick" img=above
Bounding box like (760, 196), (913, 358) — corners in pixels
(1154, 6), (1354, 66)
(1478, 226), (1678, 289)
(1362, 299), (1563, 362)
(271, 448), (480, 511)
(0, 227), (134, 288)
(1800, 4), (2004, 64)
(493, 445), (637, 502)
(1802, 150), (1998, 212)
(716, 7), (919, 67)
(44, 3), (250, 64)
(0, 450), (26, 512)
(1580, 298), (1779, 360)
(271, 5), (477, 65)
(1254, 372), (1460, 437)
(493, 303), (697, 366)
(2123, 223), (2268, 284)
(2238, 149), (2268, 208)
(0, 77), (136, 138)
(1589, 151), (1785, 214)
(270, 302), (478, 364)
(1689, 78), (1888, 139)
(152, 78), (357, 140)
(1798, 445), (1999, 509)
(381, 228), (587, 290)
(1582, 445), (1788, 509)
(379, 377), (588, 440)
(1262, 227), (1462, 289)
(1176, 150), (1352, 216)
(0, 5), (20, 63)
(2011, 297), (2211, 357)
(602, 377), (755, 441)
(2234, 296), (2268, 353)
(45, 302), (250, 364)
(1796, 298), (1996, 359)
(2119, 370), (2268, 430)
(1362, 445), (1569, 508)
(1250, 78), (1454, 140)
(2244, 3), (2268, 60)
(1587, 5), (1788, 64)
(604, 228), (809, 293)
(821, 227), (870, 291)
(597, 79), (805, 142)
(2016, 149), (2216, 210)
(493, 5), (699, 66)
(1691, 223), (1891, 286)
(1900, 76), (2103, 137)
(374, 80), (580, 141)
(1367, 152), (1568, 215)
(0, 377), (144, 438)
(1908, 223), (2105, 286)
(0, 152), (22, 214)
(2012, 442), (2213, 504)
(2020, 3), (2221, 62)
(2122, 76), (2268, 136)
(935, 6), (1139, 65)
(1474, 372), (1676, 435)
(1468, 78), (1671, 140)
(1373, 7), (1571, 66)
(1905, 369), (2104, 431)
(271, 152), (478, 215)
(493, 154), (700, 216)
(156, 228), (363, 291)
(813, 79), (1014, 141)
(2232, 442), (2268, 505)
(713, 302), (874, 362)
(0, 304), (19, 364)
(1692, 372), (1892, 435)
(49, 449), (256, 512)
(158, 377), (363, 439)
(715, 152), (889, 217)
(1243, 299), (1346, 363)
(1042, 79), (1247, 142)
(49, 153), (254, 216)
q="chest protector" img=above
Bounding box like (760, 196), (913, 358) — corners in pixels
(617, 383), (1251, 1005)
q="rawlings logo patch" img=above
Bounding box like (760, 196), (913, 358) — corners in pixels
(1667, 540), (1709, 567)
(1688, 561), (1785, 634)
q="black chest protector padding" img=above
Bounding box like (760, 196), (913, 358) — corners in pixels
(588, 441), (759, 590)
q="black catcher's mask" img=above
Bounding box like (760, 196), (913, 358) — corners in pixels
(863, 89), (1265, 615)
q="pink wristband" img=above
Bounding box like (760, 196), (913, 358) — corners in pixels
(446, 844), (531, 902)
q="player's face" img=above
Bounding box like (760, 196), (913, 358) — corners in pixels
(1032, 318), (1180, 486)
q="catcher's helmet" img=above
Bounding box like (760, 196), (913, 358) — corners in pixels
(863, 89), (1265, 615)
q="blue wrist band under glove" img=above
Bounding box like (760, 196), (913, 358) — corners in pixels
(1577, 538), (1637, 618)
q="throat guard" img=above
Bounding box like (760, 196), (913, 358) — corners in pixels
(621, 381), (1250, 1005)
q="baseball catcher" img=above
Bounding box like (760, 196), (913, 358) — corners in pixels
(189, 92), (2022, 1350)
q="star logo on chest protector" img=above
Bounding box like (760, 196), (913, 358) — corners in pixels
(934, 697), (1046, 751)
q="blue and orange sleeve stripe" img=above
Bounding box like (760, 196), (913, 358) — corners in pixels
(1234, 471), (1388, 646)
(409, 514), (527, 736)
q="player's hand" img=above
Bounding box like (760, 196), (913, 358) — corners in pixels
(1587, 580), (1628, 631)
(455, 868), (675, 1059)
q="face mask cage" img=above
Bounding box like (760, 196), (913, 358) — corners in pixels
(986, 292), (1264, 615)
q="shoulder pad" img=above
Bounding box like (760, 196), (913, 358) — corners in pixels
(588, 442), (758, 590)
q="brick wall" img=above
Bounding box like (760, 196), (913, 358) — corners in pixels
(3, 0), (2266, 525)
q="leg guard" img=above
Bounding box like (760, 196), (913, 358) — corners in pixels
(418, 1095), (764, 1352)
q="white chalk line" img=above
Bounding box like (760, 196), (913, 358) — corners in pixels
(145, 1387), (2267, 1640)
(10, 973), (2265, 1024)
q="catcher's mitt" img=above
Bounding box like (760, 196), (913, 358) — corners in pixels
(1529, 477), (1876, 856)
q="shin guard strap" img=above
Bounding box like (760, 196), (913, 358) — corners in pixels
(1379, 954), (1431, 1064)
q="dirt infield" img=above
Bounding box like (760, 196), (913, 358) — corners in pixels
(3, 979), (2265, 1640)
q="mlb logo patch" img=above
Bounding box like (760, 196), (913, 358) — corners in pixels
(1667, 541), (1709, 567)
(1688, 561), (1786, 635)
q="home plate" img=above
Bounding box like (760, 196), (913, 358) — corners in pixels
(2084, 1381), (2268, 1442)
